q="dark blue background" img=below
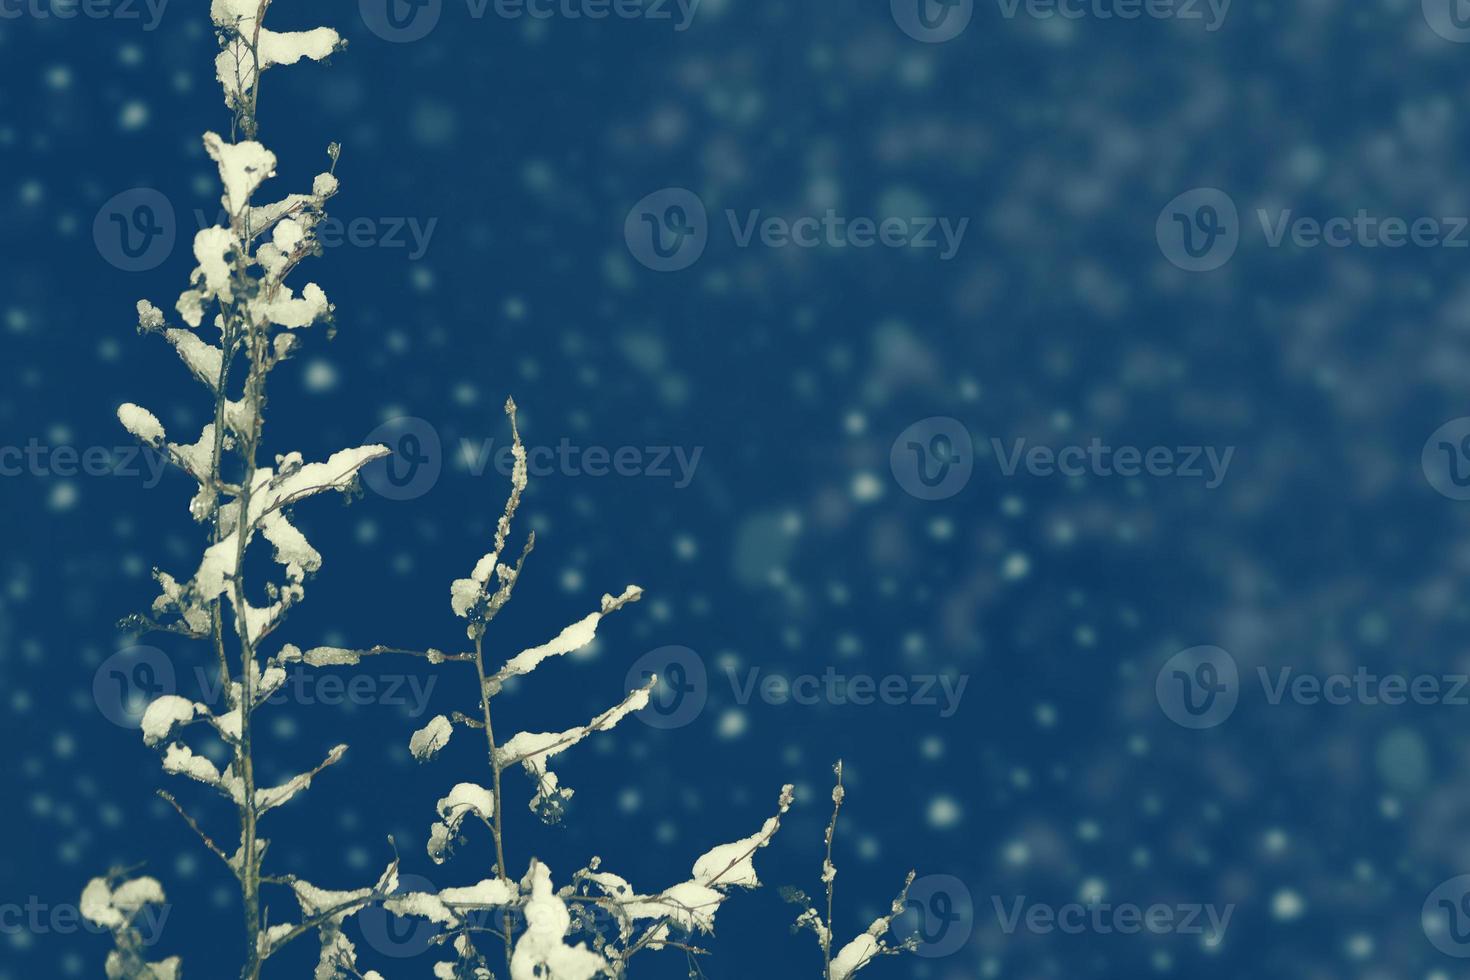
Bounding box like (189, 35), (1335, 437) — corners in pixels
(5, 0), (1470, 977)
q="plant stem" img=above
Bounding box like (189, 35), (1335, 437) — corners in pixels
(225, 198), (269, 979)
(824, 761), (844, 980)
(472, 633), (515, 971)
(232, 330), (265, 980)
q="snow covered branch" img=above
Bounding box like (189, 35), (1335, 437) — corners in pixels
(787, 763), (921, 980)
(92, 4), (929, 979)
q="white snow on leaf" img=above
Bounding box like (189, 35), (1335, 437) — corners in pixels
(213, 12), (342, 109)
(162, 328), (224, 390)
(177, 226), (237, 326)
(293, 879), (370, 919)
(256, 281), (331, 329)
(249, 193), (311, 237)
(161, 742), (227, 791)
(439, 783), (494, 824)
(497, 684), (652, 770)
(256, 744), (347, 813)
(260, 510), (322, 579)
(691, 813), (784, 889)
(304, 647), (360, 666)
(312, 930), (364, 980)
(118, 403), (166, 446)
(830, 927), (883, 980)
(278, 644), (361, 667)
(497, 683), (652, 816)
(386, 879), (516, 927)
(155, 444), (389, 636)
(273, 218), (305, 254)
(440, 878), (516, 909)
(471, 552), (499, 584)
(410, 715), (454, 762)
(624, 881), (725, 936)
(493, 585), (643, 684)
(383, 891), (457, 927)
(256, 664), (288, 700)
(169, 423), (225, 485)
(208, 0), (261, 23)
(136, 299), (166, 332)
(258, 922), (295, 958)
(140, 695), (205, 747)
(213, 707), (242, 742)
(107, 953), (181, 979)
(582, 870), (635, 900)
(266, 445), (391, 510)
(80, 878), (124, 930)
(450, 577), (482, 619)
(615, 783), (795, 946)
(428, 782), (494, 864)
(81, 875), (170, 952)
(510, 862), (609, 980)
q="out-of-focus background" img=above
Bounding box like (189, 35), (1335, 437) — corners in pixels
(5, 0), (1470, 977)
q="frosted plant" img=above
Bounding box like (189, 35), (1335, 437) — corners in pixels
(785, 763), (920, 980)
(80, 870), (180, 980)
(329, 406), (799, 978)
(88, 3), (924, 978)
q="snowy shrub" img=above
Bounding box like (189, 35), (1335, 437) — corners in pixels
(90, 3), (922, 978)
